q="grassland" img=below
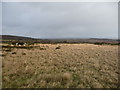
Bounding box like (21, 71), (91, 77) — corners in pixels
(2, 43), (119, 88)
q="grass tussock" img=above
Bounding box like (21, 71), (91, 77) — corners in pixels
(0, 53), (6, 57)
(56, 46), (61, 49)
(2, 43), (118, 88)
(22, 53), (26, 55)
(39, 47), (46, 50)
(12, 52), (17, 54)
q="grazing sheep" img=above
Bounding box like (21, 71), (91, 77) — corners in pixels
(16, 42), (26, 46)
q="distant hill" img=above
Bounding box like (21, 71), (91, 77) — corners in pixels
(1, 35), (38, 41)
(0, 35), (119, 45)
(0, 35), (42, 44)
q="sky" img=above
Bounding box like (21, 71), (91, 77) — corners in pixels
(2, 2), (118, 39)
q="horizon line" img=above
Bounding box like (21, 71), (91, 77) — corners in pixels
(1, 34), (118, 40)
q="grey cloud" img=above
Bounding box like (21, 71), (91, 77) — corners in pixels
(0, 2), (2, 35)
(2, 2), (118, 39)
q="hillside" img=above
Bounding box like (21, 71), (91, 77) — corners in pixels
(1, 35), (38, 41)
(0, 35), (119, 44)
(0, 35), (42, 43)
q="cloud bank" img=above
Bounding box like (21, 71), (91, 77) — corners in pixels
(2, 2), (118, 39)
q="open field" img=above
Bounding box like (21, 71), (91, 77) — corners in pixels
(2, 44), (119, 88)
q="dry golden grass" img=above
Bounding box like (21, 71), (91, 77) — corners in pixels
(2, 44), (118, 88)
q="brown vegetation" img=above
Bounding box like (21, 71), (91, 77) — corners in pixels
(2, 43), (118, 88)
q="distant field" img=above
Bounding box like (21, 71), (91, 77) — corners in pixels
(2, 43), (119, 88)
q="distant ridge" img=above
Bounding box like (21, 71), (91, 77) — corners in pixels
(0, 35), (119, 44)
(0, 35), (38, 40)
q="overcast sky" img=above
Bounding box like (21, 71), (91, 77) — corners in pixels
(2, 2), (118, 39)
